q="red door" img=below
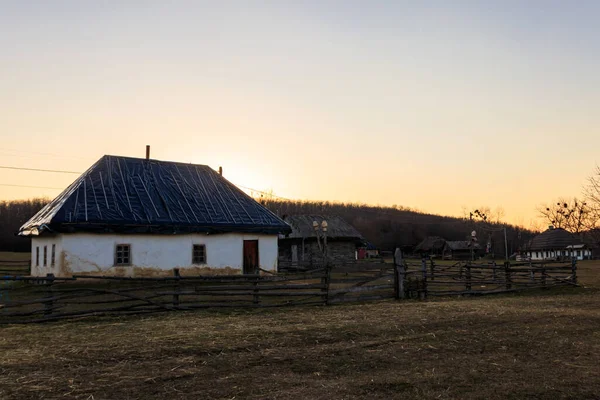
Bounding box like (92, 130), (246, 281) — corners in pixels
(243, 240), (259, 274)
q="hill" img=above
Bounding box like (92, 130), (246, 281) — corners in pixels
(262, 199), (536, 254)
(0, 198), (535, 255)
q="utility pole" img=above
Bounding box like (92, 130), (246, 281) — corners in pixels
(504, 227), (509, 261)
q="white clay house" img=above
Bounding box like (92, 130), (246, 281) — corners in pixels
(524, 227), (593, 261)
(19, 155), (291, 277)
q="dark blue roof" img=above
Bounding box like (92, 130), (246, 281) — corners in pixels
(19, 155), (291, 236)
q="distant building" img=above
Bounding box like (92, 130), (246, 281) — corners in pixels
(443, 240), (480, 260)
(357, 242), (380, 260)
(19, 155), (291, 277)
(525, 227), (592, 261)
(414, 236), (446, 257)
(278, 215), (363, 266)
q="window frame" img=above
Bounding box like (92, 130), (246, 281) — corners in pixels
(115, 244), (132, 266)
(51, 244), (56, 266)
(192, 244), (207, 265)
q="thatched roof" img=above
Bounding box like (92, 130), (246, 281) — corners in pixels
(281, 215), (363, 240)
(445, 241), (480, 251)
(528, 228), (582, 251)
(415, 236), (446, 252)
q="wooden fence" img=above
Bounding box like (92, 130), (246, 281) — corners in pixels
(328, 262), (396, 304)
(0, 259), (30, 276)
(0, 259), (578, 324)
(0, 268), (330, 324)
(397, 259), (578, 298)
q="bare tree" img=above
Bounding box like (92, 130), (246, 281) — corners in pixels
(492, 207), (506, 224)
(537, 198), (590, 234)
(528, 219), (543, 233)
(583, 166), (600, 242)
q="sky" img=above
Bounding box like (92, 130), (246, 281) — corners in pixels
(1, 0), (599, 228)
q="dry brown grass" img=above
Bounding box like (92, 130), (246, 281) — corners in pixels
(0, 252), (30, 262)
(1, 261), (599, 399)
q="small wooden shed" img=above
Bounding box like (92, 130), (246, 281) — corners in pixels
(278, 215), (364, 267)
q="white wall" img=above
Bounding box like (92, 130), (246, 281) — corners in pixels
(31, 236), (63, 276)
(31, 233), (278, 277)
(527, 249), (591, 261)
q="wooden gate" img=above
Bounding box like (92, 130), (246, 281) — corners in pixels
(327, 262), (396, 304)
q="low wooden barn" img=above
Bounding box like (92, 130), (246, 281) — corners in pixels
(19, 155), (291, 277)
(414, 236), (446, 257)
(443, 240), (481, 260)
(278, 215), (363, 267)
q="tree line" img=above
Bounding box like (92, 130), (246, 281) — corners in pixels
(261, 199), (535, 256)
(0, 198), (48, 252)
(0, 197), (535, 256)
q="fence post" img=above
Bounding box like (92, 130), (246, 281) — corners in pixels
(571, 258), (577, 284)
(429, 259), (435, 281)
(541, 266), (547, 288)
(253, 276), (260, 305)
(44, 273), (55, 317)
(172, 268), (180, 308)
(394, 248), (406, 299)
(322, 262), (331, 305)
(529, 262), (535, 283)
(420, 258), (428, 300)
(492, 261), (497, 281)
(504, 261), (512, 290)
(465, 263), (472, 292)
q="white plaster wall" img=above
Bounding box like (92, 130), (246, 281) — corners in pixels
(527, 249), (590, 261)
(31, 236), (63, 276)
(48, 233), (278, 276)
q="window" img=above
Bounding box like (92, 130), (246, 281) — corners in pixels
(43, 246), (47, 266)
(115, 244), (131, 266)
(577, 250), (581, 257)
(535, 252), (539, 258)
(545, 251), (549, 258)
(36, 247), (40, 266)
(192, 244), (206, 264)
(51, 244), (56, 266)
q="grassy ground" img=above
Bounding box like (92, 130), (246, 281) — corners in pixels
(0, 262), (599, 399)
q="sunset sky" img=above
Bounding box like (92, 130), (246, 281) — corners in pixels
(1, 1), (599, 227)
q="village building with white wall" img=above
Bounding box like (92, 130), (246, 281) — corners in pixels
(524, 227), (593, 261)
(19, 154), (291, 277)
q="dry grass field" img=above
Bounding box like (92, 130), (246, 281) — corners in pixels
(0, 259), (599, 399)
(0, 252), (30, 262)
(0, 252), (30, 276)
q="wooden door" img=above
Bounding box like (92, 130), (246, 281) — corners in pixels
(243, 240), (259, 274)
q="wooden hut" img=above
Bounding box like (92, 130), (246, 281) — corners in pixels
(414, 236), (446, 258)
(278, 215), (364, 267)
(443, 240), (480, 260)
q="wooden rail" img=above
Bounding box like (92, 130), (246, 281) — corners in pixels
(394, 259), (577, 297)
(0, 259), (30, 277)
(0, 259), (579, 324)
